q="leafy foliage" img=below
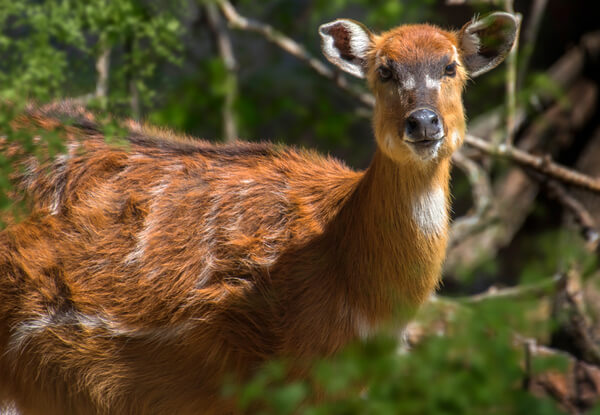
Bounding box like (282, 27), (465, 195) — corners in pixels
(226, 299), (566, 414)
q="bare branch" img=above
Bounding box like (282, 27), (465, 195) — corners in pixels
(455, 273), (565, 304)
(216, 4), (600, 198)
(449, 150), (495, 247)
(218, 0), (374, 108)
(517, 0), (549, 88)
(95, 44), (111, 100)
(447, 78), (598, 272)
(564, 289), (600, 366)
(70, 44), (111, 106)
(205, 2), (238, 142)
(468, 31), (600, 140)
(523, 337), (534, 389)
(551, 268), (600, 367)
(502, 4), (521, 146)
(465, 135), (600, 194)
(545, 180), (600, 251)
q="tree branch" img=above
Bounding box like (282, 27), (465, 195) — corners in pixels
(449, 150), (495, 247)
(70, 44), (111, 106)
(216, 2), (600, 199)
(502, 2), (521, 146)
(218, 0), (374, 108)
(206, 2), (238, 142)
(517, 0), (549, 88)
(455, 273), (565, 304)
(465, 134), (600, 194)
(545, 180), (600, 252)
(95, 43), (111, 100)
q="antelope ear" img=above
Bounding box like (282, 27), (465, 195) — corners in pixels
(319, 19), (373, 79)
(458, 12), (519, 77)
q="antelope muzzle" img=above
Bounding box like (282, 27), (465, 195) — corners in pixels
(404, 108), (444, 146)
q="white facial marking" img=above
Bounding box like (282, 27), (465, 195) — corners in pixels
(451, 45), (459, 62)
(425, 74), (441, 91)
(384, 133), (399, 155)
(451, 130), (461, 147)
(412, 187), (447, 236)
(403, 75), (416, 90)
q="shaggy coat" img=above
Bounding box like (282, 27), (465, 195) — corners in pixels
(0, 13), (517, 415)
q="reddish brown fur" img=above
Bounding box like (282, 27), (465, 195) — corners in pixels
(367, 25), (468, 166)
(0, 15), (515, 415)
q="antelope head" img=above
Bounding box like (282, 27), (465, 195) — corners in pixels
(319, 13), (518, 165)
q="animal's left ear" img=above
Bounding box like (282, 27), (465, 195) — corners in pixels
(458, 12), (519, 77)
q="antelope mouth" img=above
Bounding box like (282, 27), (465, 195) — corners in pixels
(404, 135), (445, 160)
(404, 137), (444, 148)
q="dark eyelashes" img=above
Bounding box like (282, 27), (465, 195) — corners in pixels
(377, 61), (458, 82)
(444, 62), (457, 77)
(378, 66), (393, 82)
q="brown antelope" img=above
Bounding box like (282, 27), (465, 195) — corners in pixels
(0, 12), (517, 414)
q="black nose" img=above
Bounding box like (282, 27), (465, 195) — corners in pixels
(404, 109), (443, 141)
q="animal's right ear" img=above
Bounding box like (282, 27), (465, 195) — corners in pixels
(319, 19), (373, 79)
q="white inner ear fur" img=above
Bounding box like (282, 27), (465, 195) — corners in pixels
(346, 22), (370, 58)
(319, 20), (371, 79)
(320, 30), (341, 60)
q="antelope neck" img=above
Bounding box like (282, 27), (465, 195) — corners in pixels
(350, 150), (451, 232)
(324, 150), (451, 305)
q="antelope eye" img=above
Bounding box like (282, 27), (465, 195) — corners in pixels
(378, 66), (393, 81)
(444, 62), (457, 77)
